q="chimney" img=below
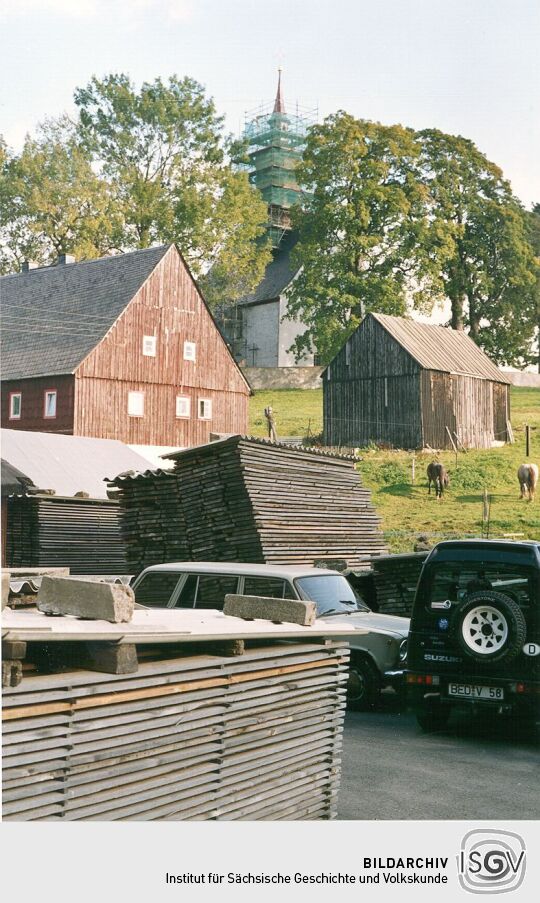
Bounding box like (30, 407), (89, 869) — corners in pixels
(57, 253), (76, 265)
(21, 260), (39, 272)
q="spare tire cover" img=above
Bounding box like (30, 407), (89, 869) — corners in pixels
(452, 591), (527, 664)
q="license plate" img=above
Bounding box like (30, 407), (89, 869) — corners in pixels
(448, 683), (504, 701)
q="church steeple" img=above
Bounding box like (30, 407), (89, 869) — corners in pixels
(273, 68), (285, 114)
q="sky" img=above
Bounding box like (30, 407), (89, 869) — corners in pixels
(0, 0), (539, 207)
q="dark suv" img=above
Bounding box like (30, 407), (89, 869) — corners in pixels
(407, 540), (540, 731)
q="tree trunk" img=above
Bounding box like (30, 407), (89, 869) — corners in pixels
(468, 294), (480, 341)
(451, 297), (465, 331)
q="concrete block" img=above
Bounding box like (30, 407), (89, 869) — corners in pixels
(224, 594), (316, 626)
(2, 570), (10, 609)
(2, 660), (23, 688)
(37, 576), (134, 623)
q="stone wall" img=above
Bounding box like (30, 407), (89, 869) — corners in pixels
(242, 366), (324, 390)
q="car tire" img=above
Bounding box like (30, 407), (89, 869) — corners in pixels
(346, 656), (380, 710)
(453, 591), (527, 664)
(415, 701), (451, 733)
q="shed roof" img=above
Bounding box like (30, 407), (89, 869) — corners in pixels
(370, 314), (509, 383)
(1, 245), (170, 380)
(1, 429), (160, 498)
(238, 232), (299, 307)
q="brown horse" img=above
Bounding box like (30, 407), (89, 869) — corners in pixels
(427, 462), (449, 498)
(518, 463), (539, 501)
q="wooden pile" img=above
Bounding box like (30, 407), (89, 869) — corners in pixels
(3, 637), (348, 821)
(6, 495), (127, 575)
(371, 552), (429, 616)
(110, 437), (386, 574)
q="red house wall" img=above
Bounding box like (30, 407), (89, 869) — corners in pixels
(1, 375), (75, 434)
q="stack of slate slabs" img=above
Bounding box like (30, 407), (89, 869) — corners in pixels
(110, 436), (386, 574)
(371, 552), (429, 616)
(6, 495), (127, 575)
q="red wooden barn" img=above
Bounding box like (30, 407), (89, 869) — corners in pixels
(1, 245), (251, 446)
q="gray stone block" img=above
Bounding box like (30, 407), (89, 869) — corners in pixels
(2, 570), (10, 609)
(37, 576), (135, 623)
(224, 594), (316, 626)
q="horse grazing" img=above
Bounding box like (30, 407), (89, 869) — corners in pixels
(518, 463), (539, 501)
(427, 462), (449, 498)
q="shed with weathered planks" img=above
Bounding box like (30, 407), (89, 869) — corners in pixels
(323, 313), (510, 450)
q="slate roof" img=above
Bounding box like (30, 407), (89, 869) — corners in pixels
(1, 429), (160, 498)
(371, 313), (509, 383)
(1, 245), (170, 380)
(238, 232), (299, 306)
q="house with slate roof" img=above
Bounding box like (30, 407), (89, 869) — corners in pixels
(323, 313), (510, 450)
(218, 232), (314, 367)
(1, 245), (251, 446)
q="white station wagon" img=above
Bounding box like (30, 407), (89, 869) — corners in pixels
(131, 562), (409, 709)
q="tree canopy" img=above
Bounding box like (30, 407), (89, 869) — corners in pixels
(286, 113), (538, 366)
(1, 73), (270, 304)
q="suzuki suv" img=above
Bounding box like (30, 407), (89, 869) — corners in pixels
(407, 540), (540, 731)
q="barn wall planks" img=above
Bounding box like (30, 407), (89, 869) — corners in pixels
(324, 315), (422, 448)
(75, 377), (248, 446)
(1, 375), (75, 434)
(73, 246), (249, 446)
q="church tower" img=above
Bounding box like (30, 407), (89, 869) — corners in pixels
(243, 71), (316, 247)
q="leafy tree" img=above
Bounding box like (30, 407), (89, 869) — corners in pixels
(74, 73), (270, 299)
(285, 113), (444, 363)
(417, 129), (538, 364)
(0, 120), (121, 274)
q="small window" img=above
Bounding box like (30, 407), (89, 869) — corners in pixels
(134, 573), (182, 608)
(128, 391), (144, 417)
(176, 396), (191, 419)
(184, 341), (196, 362)
(142, 335), (156, 357)
(44, 390), (57, 419)
(9, 392), (21, 420)
(198, 398), (212, 420)
(243, 577), (295, 599)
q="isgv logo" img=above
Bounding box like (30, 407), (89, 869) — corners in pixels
(458, 830), (526, 894)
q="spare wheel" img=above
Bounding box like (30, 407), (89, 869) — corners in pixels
(453, 591), (527, 664)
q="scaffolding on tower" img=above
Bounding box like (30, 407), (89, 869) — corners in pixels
(242, 71), (317, 248)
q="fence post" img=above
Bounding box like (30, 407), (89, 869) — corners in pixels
(411, 454), (416, 484)
(526, 424), (530, 457)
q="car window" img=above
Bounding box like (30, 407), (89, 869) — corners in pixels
(193, 575), (239, 609)
(175, 574), (199, 608)
(426, 563), (534, 610)
(134, 572), (181, 607)
(243, 576), (295, 599)
(294, 575), (364, 616)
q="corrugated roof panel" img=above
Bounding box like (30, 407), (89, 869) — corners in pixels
(0, 429), (160, 498)
(371, 313), (509, 383)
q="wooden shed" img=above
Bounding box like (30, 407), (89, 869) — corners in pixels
(323, 313), (511, 450)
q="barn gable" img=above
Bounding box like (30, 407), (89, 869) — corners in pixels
(77, 245), (250, 395)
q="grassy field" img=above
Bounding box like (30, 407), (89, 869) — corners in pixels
(249, 386), (540, 551)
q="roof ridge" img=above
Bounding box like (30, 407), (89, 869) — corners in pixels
(1, 244), (171, 281)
